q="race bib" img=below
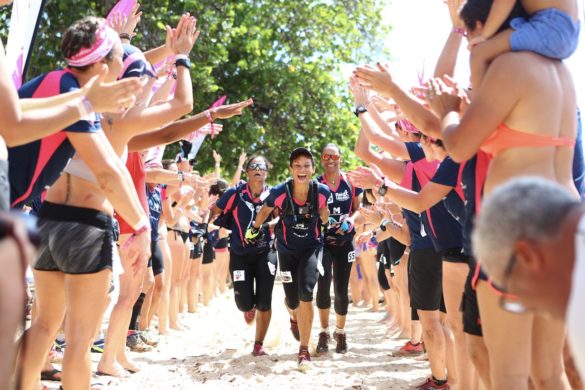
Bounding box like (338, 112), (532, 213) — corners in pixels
(347, 251), (356, 263)
(267, 260), (276, 276)
(233, 270), (245, 282)
(281, 271), (293, 283)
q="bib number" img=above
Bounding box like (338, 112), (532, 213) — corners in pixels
(348, 251), (356, 263)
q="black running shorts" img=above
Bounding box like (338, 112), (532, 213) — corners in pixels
(34, 202), (115, 274)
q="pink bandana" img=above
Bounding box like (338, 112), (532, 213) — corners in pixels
(396, 119), (420, 134)
(66, 23), (118, 67)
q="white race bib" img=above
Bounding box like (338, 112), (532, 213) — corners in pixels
(233, 270), (245, 282)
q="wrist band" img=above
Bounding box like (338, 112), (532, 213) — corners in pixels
(175, 58), (191, 69)
(123, 221), (151, 249)
(77, 96), (94, 118)
(119, 33), (132, 41)
(452, 27), (466, 35)
(175, 54), (189, 61)
(204, 110), (215, 135)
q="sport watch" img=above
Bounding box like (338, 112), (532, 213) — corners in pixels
(354, 105), (367, 117)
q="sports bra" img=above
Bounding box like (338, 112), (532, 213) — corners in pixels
(63, 146), (129, 184)
(480, 123), (576, 157)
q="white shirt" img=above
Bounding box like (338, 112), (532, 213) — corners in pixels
(567, 215), (585, 379)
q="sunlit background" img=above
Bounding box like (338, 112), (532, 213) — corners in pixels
(379, 0), (584, 110)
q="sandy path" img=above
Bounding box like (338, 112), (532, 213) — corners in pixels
(44, 282), (429, 389)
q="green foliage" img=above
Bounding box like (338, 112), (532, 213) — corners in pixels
(0, 0), (390, 184)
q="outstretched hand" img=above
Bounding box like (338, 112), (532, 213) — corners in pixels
(211, 98), (253, 119)
(346, 166), (383, 190)
(425, 77), (463, 119)
(445, 0), (466, 29)
(348, 76), (371, 107)
(354, 63), (395, 96)
(172, 13), (200, 55)
(83, 65), (143, 113)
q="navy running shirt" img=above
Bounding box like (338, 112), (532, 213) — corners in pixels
(147, 185), (162, 242)
(9, 71), (101, 209)
(317, 173), (363, 242)
(265, 180), (331, 254)
(431, 156), (465, 224)
(215, 182), (272, 256)
(405, 143), (463, 252)
(400, 160), (435, 251)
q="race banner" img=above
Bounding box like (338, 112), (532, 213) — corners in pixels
(5, 0), (46, 88)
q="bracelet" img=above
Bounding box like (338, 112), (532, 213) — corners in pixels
(123, 222), (151, 249)
(452, 27), (466, 36)
(204, 110), (215, 134)
(77, 96), (94, 118)
(119, 33), (132, 41)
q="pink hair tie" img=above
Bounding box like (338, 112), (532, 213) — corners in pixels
(396, 119), (421, 134)
(66, 23), (118, 67)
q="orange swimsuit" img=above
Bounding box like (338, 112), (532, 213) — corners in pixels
(480, 123), (576, 156)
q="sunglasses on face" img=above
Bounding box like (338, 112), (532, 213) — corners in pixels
(322, 154), (340, 161)
(247, 163), (267, 171)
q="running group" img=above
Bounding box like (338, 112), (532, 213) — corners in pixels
(0, 0), (584, 390)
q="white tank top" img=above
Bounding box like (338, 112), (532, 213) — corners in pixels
(63, 146), (129, 183)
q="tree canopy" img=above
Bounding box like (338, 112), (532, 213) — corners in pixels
(0, 0), (390, 183)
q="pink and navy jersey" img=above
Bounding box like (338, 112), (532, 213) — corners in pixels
(430, 156), (465, 225)
(400, 161), (434, 251)
(8, 70), (101, 209)
(317, 173), (363, 242)
(405, 142), (463, 252)
(215, 182), (272, 256)
(265, 180), (331, 254)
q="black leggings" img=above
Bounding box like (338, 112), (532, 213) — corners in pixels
(229, 250), (277, 312)
(278, 247), (321, 310)
(316, 241), (354, 316)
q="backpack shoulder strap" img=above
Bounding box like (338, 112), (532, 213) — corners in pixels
(311, 180), (320, 216)
(283, 179), (295, 215)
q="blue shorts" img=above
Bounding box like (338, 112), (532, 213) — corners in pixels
(510, 8), (580, 60)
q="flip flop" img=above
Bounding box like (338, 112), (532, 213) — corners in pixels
(40, 368), (62, 381)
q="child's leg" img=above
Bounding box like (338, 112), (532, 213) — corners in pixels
(470, 29), (513, 89)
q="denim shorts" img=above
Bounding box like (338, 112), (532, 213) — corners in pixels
(510, 8), (580, 60)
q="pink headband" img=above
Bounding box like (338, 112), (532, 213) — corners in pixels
(396, 119), (420, 134)
(66, 23), (118, 67)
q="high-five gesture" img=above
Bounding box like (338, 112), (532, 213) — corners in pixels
(210, 99), (254, 119)
(172, 13), (200, 55)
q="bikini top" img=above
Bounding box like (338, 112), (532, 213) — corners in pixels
(63, 146), (129, 184)
(480, 123), (576, 157)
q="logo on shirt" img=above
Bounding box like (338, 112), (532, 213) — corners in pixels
(332, 207), (341, 215)
(327, 194), (334, 204)
(335, 190), (350, 202)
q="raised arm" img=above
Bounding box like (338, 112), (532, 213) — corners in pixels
(0, 52), (141, 146)
(212, 150), (222, 179)
(384, 180), (452, 213)
(434, 0), (466, 79)
(127, 99), (252, 151)
(354, 64), (443, 140)
(354, 129), (406, 183)
(231, 152), (247, 185)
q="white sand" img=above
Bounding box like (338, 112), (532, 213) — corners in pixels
(44, 283), (429, 389)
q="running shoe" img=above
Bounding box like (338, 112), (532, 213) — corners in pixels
(126, 333), (153, 352)
(252, 341), (268, 357)
(244, 308), (256, 325)
(297, 347), (311, 372)
(289, 318), (300, 341)
(91, 339), (105, 353)
(53, 339), (66, 352)
(414, 377), (450, 389)
(333, 331), (348, 354)
(316, 331), (330, 354)
(392, 341), (424, 357)
(139, 329), (159, 347)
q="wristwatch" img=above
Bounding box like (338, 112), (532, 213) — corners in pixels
(354, 105), (367, 117)
(379, 219), (390, 232)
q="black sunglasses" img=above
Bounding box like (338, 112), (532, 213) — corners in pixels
(247, 163), (267, 171)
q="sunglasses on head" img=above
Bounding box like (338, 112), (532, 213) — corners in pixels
(322, 153), (340, 161)
(247, 163), (267, 171)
